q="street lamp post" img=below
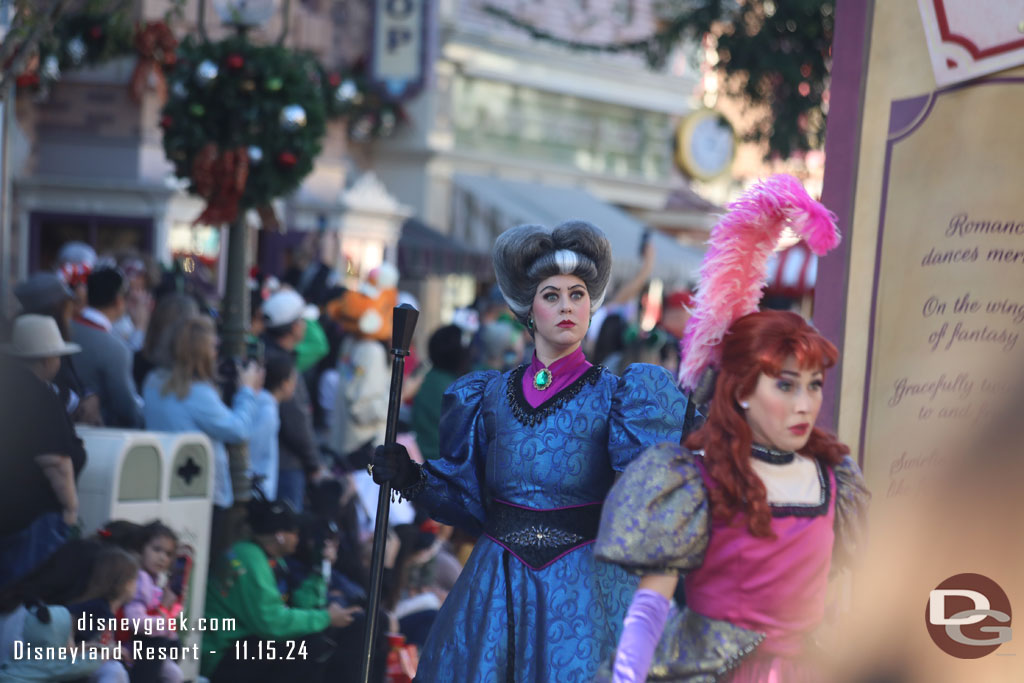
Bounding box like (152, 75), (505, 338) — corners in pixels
(220, 215), (249, 358)
(199, 0), (289, 357)
(0, 80), (13, 320)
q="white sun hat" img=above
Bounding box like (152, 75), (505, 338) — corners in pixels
(2, 314), (82, 358)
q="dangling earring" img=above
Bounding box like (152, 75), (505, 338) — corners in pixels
(739, 401), (750, 410)
(527, 317), (534, 331)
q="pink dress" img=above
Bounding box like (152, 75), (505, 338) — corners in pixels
(687, 461), (836, 681)
(594, 443), (870, 681)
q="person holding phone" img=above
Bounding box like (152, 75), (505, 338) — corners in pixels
(202, 501), (361, 682)
(142, 315), (263, 525)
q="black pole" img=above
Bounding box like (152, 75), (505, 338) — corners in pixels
(360, 303), (419, 683)
(221, 215), (250, 359)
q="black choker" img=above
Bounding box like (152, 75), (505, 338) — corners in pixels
(751, 444), (795, 464)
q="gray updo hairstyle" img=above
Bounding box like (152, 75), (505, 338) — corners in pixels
(492, 220), (612, 327)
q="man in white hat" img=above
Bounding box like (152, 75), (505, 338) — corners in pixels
(261, 288), (325, 512)
(0, 315), (87, 587)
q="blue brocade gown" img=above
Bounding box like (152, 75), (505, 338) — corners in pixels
(412, 363), (688, 682)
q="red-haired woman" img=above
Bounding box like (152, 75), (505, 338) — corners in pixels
(595, 309), (870, 682)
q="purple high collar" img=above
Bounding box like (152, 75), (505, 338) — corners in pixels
(522, 346), (592, 408)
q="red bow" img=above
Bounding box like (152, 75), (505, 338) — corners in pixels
(130, 21), (178, 102)
(192, 144), (250, 226)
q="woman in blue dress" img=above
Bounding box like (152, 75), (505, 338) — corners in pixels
(372, 221), (688, 682)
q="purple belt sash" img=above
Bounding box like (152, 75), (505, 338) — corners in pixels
(484, 499), (603, 571)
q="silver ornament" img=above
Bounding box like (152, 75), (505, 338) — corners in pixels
(196, 60), (219, 86)
(247, 146), (263, 163)
(334, 79), (359, 105)
(66, 38), (86, 65)
(279, 104), (307, 131)
(350, 116), (374, 141)
(42, 55), (60, 81)
(33, 84), (52, 103)
(171, 81), (188, 98)
(379, 111), (397, 136)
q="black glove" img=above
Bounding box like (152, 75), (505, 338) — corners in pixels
(345, 440), (375, 471)
(371, 443), (420, 490)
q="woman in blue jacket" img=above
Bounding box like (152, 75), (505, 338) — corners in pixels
(143, 315), (263, 513)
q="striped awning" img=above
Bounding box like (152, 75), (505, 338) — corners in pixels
(764, 242), (817, 298)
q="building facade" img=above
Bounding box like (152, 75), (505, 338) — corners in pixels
(7, 0), (720, 336)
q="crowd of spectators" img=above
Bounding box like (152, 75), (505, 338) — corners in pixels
(0, 239), (691, 682)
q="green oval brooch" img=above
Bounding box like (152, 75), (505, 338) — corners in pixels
(533, 367), (553, 391)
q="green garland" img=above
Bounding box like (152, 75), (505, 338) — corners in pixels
(481, 3), (715, 69)
(22, 10), (406, 211)
(319, 62), (406, 142)
(161, 35), (328, 210)
(483, 0), (833, 158)
(16, 8), (133, 90)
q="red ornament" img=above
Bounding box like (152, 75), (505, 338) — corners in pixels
(226, 53), (245, 70)
(160, 115), (174, 128)
(277, 151), (298, 168)
(328, 72), (341, 88)
(89, 25), (103, 39)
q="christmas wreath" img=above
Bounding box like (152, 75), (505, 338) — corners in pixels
(161, 35), (328, 224)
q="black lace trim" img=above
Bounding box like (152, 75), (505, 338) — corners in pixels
(751, 444), (796, 464)
(397, 464), (427, 502)
(768, 458), (831, 518)
(506, 364), (604, 427)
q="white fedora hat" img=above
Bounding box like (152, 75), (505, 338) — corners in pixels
(2, 314), (82, 358)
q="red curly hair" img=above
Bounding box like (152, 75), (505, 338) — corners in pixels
(684, 310), (849, 537)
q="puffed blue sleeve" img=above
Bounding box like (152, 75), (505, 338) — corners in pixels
(607, 363), (688, 472)
(414, 370), (501, 535)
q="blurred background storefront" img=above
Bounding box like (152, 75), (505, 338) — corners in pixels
(3, 0), (829, 340)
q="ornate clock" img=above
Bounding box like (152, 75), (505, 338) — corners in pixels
(674, 108), (736, 181)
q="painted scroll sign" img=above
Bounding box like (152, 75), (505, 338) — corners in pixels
(860, 79), (1024, 509)
(918, 0), (1024, 85)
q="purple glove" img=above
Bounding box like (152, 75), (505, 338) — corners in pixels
(612, 589), (672, 683)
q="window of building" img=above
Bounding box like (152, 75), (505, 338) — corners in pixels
(30, 212), (153, 271)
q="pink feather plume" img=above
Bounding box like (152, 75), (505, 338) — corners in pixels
(678, 174), (841, 392)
